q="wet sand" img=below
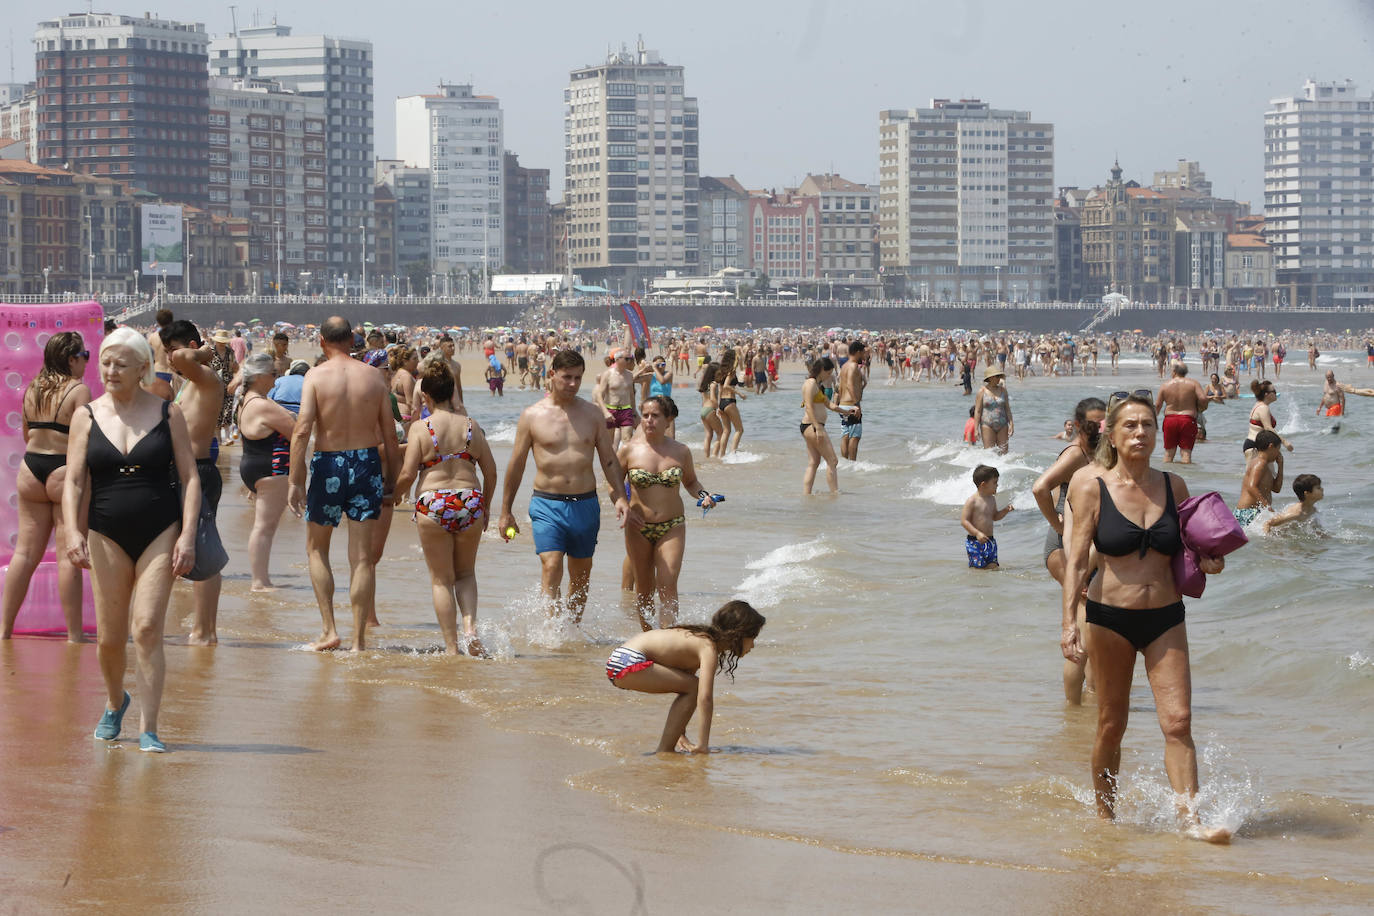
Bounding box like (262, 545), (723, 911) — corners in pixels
(0, 638), (1164, 914)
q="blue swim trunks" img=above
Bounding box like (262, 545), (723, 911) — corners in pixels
(528, 490), (600, 559)
(305, 447), (384, 527)
(966, 535), (999, 569)
(840, 412), (862, 439)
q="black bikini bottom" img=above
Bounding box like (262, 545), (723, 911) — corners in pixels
(23, 452), (66, 487)
(1085, 598), (1185, 651)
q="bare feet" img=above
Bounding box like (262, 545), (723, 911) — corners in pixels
(367, 613), (381, 627)
(307, 633), (341, 651)
(250, 582), (277, 592)
(186, 632), (218, 647)
(1186, 824), (1233, 844)
(463, 634), (489, 659)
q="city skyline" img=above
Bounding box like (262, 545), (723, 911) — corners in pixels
(3, 0), (1368, 201)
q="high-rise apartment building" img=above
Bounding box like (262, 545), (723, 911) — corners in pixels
(0, 84), (38, 163)
(878, 98), (1054, 301)
(377, 159), (431, 284)
(210, 25), (373, 287)
(745, 189), (818, 283)
(798, 174), (878, 294)
(34, 12), (209, 205)
(1264, 79), (1374, 307)
(564, 41), (699, 288)
(395, 84), (503, 280)
(504, 152), (550, 273)
(206, 77), (327, 293)
(699, 176), (747, 273)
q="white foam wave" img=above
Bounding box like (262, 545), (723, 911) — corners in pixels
(721, 450), (765, 465)
(905, 471), (971, 506)
(485, 421), (517, 443)
(743, 537), (833, 570)
(1349, 651), (1372, 671)
(908, 439), (965, 463)
(839, 458), (892, 473)
(735, 537), (833, 609)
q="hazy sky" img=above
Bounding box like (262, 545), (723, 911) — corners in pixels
(7, 0), (1373, 204)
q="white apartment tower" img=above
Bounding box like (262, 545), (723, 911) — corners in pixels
(209, 24), (373, 288)
(395, 84), (503, 279)
(1264, 79), (1374, 308)
(564, 40), (700, 288)
(878, 99), (1054, 302)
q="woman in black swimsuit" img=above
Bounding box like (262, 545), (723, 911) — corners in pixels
(1060, 393), (1229, 842)
(1031, 396), (1105, 704)
(63, 328), (201, 754)
(713, 348), (747, 457)
(237, 353), (296, 591)
(1, 332), (91, 641)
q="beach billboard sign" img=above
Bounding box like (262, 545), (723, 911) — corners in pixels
(141, 204), (184, 276)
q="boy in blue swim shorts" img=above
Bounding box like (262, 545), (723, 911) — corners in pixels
(960, 464), (1013, 570)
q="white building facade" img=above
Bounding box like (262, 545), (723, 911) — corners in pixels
(210, 24), (373, 287)
(1264, 79), (1374, 307)
(879, 99), (1054, 301)
(395, 84), (503, 279)
(564, 40), (700, 289)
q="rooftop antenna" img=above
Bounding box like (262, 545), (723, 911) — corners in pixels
(228, 5), (238, 38)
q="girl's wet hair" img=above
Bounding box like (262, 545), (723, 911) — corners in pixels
(1074, 396), (1106, 424)
(1250, 378), (1274, 399)
(32, 331), (85, 413)
(675, 600), (765, 680)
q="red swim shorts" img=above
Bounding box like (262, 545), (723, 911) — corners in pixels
(1326, 404), (1344, 418)
(1162, 413), (1198, 451)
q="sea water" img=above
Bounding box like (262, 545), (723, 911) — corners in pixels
(204, 352), (1374, 910)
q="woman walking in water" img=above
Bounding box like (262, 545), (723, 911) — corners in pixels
(697, 361), (725, 457)
(618, 396), (717, 630)
(800, 357), (841, 495)
(394, 359), (498, 656)
(1059, 392), (1230, 842)
(236, 353), (297, 591)
(714, 348), (748, 456)
(972, 366), (1014, 454)
(1031, 396), (1105, 704)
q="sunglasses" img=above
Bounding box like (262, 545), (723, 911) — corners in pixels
(1108, 388), (1153, 409)
(77, 350), (90, 359)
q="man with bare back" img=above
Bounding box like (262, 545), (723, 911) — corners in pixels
(498, 349), (632, 624)
(287, 316), (400, 651)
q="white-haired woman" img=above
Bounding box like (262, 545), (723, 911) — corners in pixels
(1, 332), (91, 641)
(64, 327), (201, 753)
(237, 352), (296, 590)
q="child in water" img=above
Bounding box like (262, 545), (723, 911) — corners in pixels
(1263, 473), (1323, 534)
(605, 600), (765, 754)
(961, 464), (1013, 569)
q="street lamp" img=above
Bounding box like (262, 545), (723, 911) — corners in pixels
(995, 265), (1002, 303)
(360, 221), (367, 299)
(43, 266), (50, 296)
(84, 213), (94, 298)
(183, 217), (191, 295)
(134, 269), (140, 298)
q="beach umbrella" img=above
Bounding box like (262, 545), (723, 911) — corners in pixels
(233, 321), (247, 327)
(249, 318), (262, 324)
(279, 323), (296, 329)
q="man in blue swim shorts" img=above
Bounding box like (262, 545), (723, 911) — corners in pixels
(288, 316), (401, 652)
(499, 349), (632, 623)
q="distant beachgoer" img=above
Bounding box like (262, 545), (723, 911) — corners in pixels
(1032, 396), (1105, 703)
(145, 308), (176, 400)
(800, 357), (840, 495)
(1235, 429), (1284, 527)
(64, 328), (202, 753)
(961, 464), (1012, 570)
(1318, 370), (1345, 419)
(237, 353), (296, 591)
(1, 332), (92, 641)
(714, 348), (748, 456)
(836, 340), (867, 460)
(394, 359), (498, 656)
(1245, 379), (1293, 455)
(973, 366), (1014, 454)
(1156, 362), (1207, 464)
(270, 359), (309, 414)
(963, 406), (979, 445)
(605, 600), (764, 754)
(1263, 474), (1323, 534)
(1059, 393), (1229, 841)
(1051, 418), (1075, 441)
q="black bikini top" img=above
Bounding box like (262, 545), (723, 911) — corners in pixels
(1093, 474), (1183, 558)
(25, 384), (79, 434)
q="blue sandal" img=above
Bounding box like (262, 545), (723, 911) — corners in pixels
(94, 691), (131, 741)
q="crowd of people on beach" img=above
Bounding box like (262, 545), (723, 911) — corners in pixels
(2, 306), (1364, 833)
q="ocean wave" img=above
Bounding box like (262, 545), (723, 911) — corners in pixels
(735, 537), (833, 609)
(485, 421), (517, 443)
(839, 458), (892, 473)
(907, 439), (966, 463)
(721, 450), (765, 465)
(904, 471), (972, 506)
(743, 537), (833, 570)
(1349, 651), (1372, 671)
